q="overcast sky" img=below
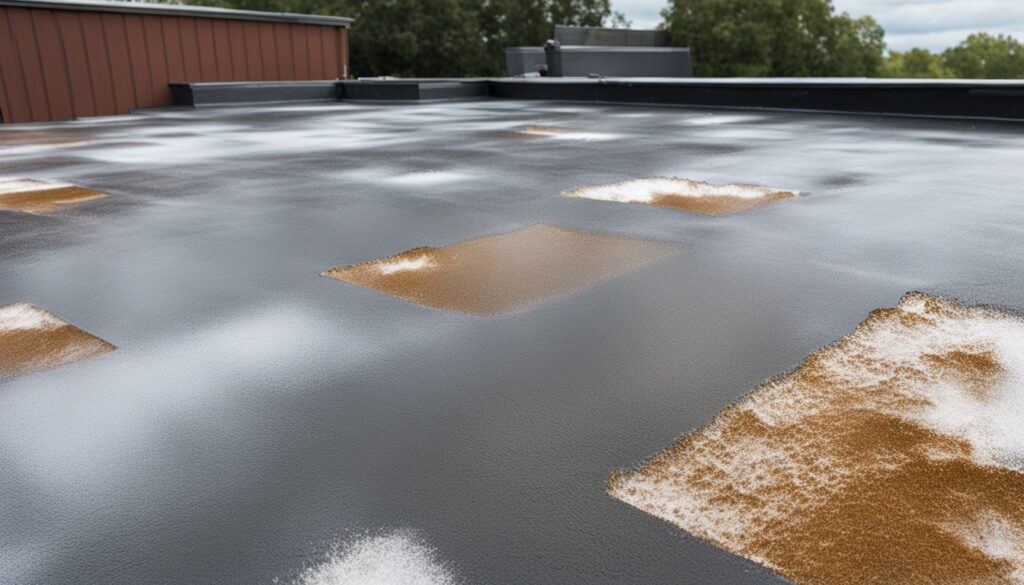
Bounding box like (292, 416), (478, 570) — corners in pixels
(612, 0), (1024, 52)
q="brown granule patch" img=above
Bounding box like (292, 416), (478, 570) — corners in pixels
(922, 348), (1005, 400)
(322, 223), (677, 316)
(561, 177), (799, 216)
(0, 131), (88, 147)
(0, 303), (115, 380)
(519, 126), (570, 136)
(0, 179), (106, 214)
(609, 292), (1024, 585)
(651, 191), (796, 216)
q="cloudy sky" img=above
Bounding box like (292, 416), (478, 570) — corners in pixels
(612, 0), (1024, 52)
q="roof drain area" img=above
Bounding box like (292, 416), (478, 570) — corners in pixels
(562, 177), (799, 216)
(0, 303), (116, 379)
(323, 224), (678, 316)
(608, 292), (1024, 585)
(0, 177), (107, 214)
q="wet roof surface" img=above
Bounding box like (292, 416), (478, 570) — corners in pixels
(1, 100), (1023, 584)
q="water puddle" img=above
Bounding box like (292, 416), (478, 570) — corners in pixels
(291, 530), (458, 585)
(516, 126), (618, 141)
(562, 177), (798, 216)
(323, 224), (677, 316)
(0, 178), (107, 214)
(0, 303), (116, 379)
(608, 292), (1024, 584)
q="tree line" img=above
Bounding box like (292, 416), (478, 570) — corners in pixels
(171, 0), (1024, 79)
(664, 0), (1024, 78)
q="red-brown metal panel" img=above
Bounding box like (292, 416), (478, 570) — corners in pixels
(0, 4), (350, 123)
(258, 22), (278, 79)
(177, 17), (202, 82)
(0, 7), (33, 123)
(291, 25), (309, 80)
(78, 12), (118, 116)
(306, 24), (324, 80)
(31, 9), (75, 120)
(7, 8), (51, 121)
(123, 14), (153, 106)
(211, 19), (235, 81)
(227, 20), (248, 81)
(339, 27), (348, 79)
(161, 17), (186, 83)
(194, 17), (218, 81)
(101, 13), (138, 113)
(242, 21), (264, 81)
(142, 16), (171, 106)
(55, 11), (96, 117)
(273, 22), (293, 80)
(322, 25), (339, 79)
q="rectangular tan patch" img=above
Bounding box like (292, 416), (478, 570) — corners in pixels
(0, 303), (116, 379)
(0, 177), (107, 214)
(323, 224), (678, 316)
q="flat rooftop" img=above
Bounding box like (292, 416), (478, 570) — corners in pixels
(1, 100), (1023, 584)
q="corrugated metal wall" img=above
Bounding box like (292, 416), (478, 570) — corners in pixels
(0, 5), (349, 123)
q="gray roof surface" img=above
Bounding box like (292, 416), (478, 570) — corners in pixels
(2, 100), (1022, 585)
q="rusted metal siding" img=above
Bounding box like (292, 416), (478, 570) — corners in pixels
(0, 3), (350, 123)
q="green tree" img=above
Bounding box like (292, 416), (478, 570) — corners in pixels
(477, 0), (615, 75)
(660, 0), (887, 77)
(338, 0), (491, 77)
(170, 0), (619, 77)
(942, 33), (1024, 78)
(881, 48), (951, 78)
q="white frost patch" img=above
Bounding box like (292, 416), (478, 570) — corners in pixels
(294, 531), (458, 585)
(377, 255), (437, 275)
(384, 171), (473, 187)
(517, 127), (618, 141)
(563, 177), (799, 204)
(0, 178), (70, 195)
(680, 114), (765, 126)
(0, 303), (65, 332)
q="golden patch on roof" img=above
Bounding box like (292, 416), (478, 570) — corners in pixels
(0, 303), (115, 380)
(608, 292), (1024, 585)
(323, 224), (677, 316)
(562, 177), (798, 216)
(0, 177), (107, 214)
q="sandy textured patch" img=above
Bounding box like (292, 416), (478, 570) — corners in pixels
(516, 126), (618, 141)
(0, 303), (115, 379)
(609, 292), (1024, 585)
(323, 224), (677, 316)
(562, 177), (798, 216)
(0, 131), (89, 148)
(0, 177), (106, 213)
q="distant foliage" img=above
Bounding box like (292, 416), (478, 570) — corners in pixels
(941, 33), (1024, 79)
(881, 48), (951, 78)
(660, 0), (885, 77)
(881, 33), (1024, 79)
